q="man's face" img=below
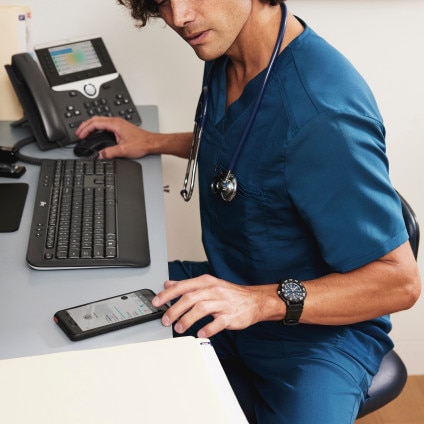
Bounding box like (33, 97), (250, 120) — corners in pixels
(156, 0), (253, 61)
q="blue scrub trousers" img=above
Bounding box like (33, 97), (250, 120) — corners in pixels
(169, 261), (373, 424)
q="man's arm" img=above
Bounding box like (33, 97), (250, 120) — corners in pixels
(75, 116), (193, 159)
(287, 241), (420, 325)
(152, 241), (421, 338)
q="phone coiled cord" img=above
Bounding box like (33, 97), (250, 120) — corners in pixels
(13, 135), (43, 166)
(13, 135), (99, 166)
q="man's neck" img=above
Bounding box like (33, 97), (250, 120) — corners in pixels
(225, 7), (303, 107)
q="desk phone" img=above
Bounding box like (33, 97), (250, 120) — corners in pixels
(5, 36), (141, 150)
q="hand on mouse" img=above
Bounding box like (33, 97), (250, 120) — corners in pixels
(77, 116), (195, 160)
(75, 116), (156, 159)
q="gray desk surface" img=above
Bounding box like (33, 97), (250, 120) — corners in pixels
(0, 105), (171, 360)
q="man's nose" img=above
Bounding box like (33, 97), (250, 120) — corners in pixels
(170, 0), (195, 27)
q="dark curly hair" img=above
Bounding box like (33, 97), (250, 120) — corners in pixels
(117, 0), (285, 27)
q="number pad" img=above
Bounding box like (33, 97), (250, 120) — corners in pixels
(83, 98), (112, 117)
(63, 94), (139, 132)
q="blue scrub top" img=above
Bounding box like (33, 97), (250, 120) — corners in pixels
(196, 21), (408, 372)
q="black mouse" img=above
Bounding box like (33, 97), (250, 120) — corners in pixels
(74, 131), (117, 157)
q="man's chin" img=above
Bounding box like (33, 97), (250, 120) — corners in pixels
(192, 48), (224, 62)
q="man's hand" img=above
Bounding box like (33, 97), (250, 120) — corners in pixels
(75, 116), (155, 159)
(76, 116), (194, 159)
(152, 274), (281, 338)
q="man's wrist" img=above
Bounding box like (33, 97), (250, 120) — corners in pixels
(276, 279), (307, 325)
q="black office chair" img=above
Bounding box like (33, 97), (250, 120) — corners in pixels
(222, 192), (419, 423)
(357, 192), (419, 418)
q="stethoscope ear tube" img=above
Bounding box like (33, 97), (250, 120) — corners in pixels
(181, 86), (209, 202)
(180, 121), (201, 202)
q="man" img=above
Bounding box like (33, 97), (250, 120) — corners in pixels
(76, 1), (421, 422)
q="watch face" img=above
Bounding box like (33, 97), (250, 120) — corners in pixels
(282, 280), (306, 303)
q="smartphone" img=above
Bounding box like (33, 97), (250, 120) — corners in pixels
(54, 288), (168, 341)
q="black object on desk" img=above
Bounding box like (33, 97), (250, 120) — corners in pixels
(26, 158), (150, 270)
(0, 183), (28, 232)
(0, 146), (26, 177)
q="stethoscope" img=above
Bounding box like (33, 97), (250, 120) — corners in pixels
(181, 2), (288, 202)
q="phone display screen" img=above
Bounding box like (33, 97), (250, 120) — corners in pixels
(67, 291), (158, 331)
(48, 40), (101, 76)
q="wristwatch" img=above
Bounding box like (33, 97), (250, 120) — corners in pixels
(277, 279), (307, 325)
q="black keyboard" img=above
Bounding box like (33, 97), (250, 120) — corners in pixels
(27, 159), (150, 269)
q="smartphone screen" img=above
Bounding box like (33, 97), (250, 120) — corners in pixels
(67, 291), (157, 331)
(54, 289), (167, 341)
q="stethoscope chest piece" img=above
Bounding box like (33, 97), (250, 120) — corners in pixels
(211, 171), (238, 202)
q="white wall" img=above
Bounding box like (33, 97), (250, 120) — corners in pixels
(2, 0), (423, 374)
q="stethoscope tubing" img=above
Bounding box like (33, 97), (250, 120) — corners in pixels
(181, 2), (288, 202)
(228, 3), (288, 172)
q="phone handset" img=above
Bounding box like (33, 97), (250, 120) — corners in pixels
(6, 53), (67, 147)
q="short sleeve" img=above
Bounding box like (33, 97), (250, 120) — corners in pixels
(285, 110), (408, 272)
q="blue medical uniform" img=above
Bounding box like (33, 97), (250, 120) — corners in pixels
(169, 19), (408, 424)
